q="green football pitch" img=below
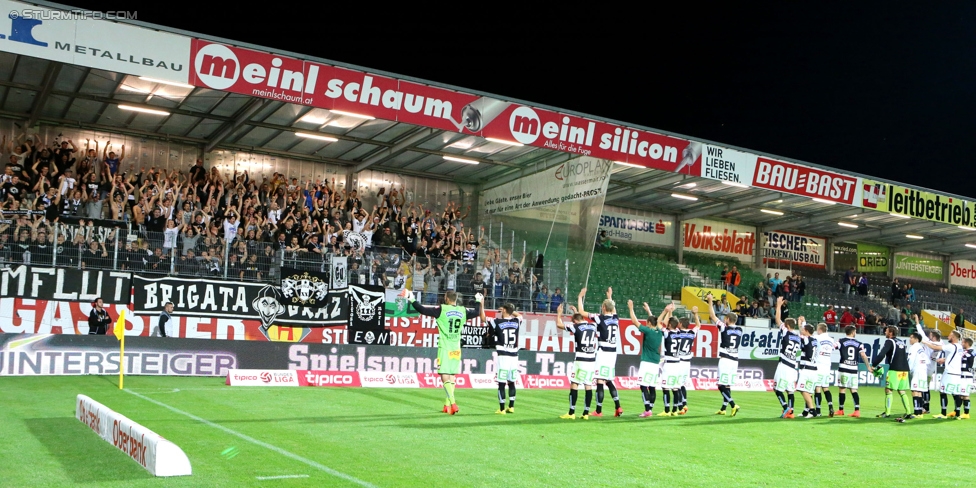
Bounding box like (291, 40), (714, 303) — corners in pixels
(1, 376), (974, 487)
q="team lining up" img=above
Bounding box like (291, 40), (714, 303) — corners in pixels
(404, 287), (974, 421)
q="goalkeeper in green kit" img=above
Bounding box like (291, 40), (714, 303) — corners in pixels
(405, 289), (484, 414)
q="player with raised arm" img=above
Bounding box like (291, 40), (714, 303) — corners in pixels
(924, 330), (943, 414)
(707, 293), (742, 417)
(674, 308), (701, 415)
(871, 325), (914, 420)
(813, 323), (839, 417)
(773, 297), (802, 418)
(481, 302), (522, 414)
(407, 289), (483, 415)
(907, 328), (930, 418)
(556, 303), (597, 419)
(578, 287), (623, 417)
(919, 324), (965, 419)
(659, 315), (682, 416)
(629, 300), (668, 418)
(835, 326), (870, 417)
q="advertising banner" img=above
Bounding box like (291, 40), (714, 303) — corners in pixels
(0, 0), (190, 83)
(894, 255), (944, 282)
(188, 39), (702, 174)
(480, 157), (611, 217)
(0, 265), (130, 304)
(856, 243), (890, 273)
(762, 231), (825, 268)
(598, 210), (674, 247)
(862, 179), (976, 227)
(225, 369), (299, 386)
(700, 145), (860, 205)
(682, 218), (757, 260)
(949, 259), (976, 288)
(76, 394), (192, 477)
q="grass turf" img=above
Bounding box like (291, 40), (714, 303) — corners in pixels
(0, 376), (974, 487)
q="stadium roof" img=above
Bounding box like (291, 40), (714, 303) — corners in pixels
(4, 0), (976, 259)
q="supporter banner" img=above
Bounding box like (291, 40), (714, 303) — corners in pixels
(480, 156), (611, 216)
(347, 285), (389, 345)
(682, 218), (757, 260)
(862, 179), (976, 227)
(0, 266), (130, 304)
(949, 259), (976, 288)
(700, 145), (859, 205)
(76, 394), (192, 477)
(189, 40), (702, 174)
(856, 243), (889, 273)
(894, 254), (944, 282)
(0, 0), (190, 83)
(762, 231), (825, 268)
(279, 267), (334, 309)
(133, 274), (350, 328)
(598, 210), (674, 247)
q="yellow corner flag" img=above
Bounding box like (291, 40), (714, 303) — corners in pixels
(114, 309), (126, 389)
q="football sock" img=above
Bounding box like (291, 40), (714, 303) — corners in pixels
(443, 381), (453, 407)
(775, 390), (787, 409)
(824, 390), (833, 410)
(852, 392), (860, 411)
(885, 392), (892, 415)
(913, 396), (922, 415)
(941, 393), (948, 416)
(676, 388), (685, 408)
(954, 395), (962, 415)
(497, 382), (506, 411)
(815, 392), (822, 414)
(584, 389), (593, 414)
(718, 385), (728, 410)
(508, 381), (516, 408)
(788, 393), (795, 410)
(649, 386), (657, 406)
(923, 391), (930, 411)
(965, 399), (971, 415)
(680, 386), (688, 407)
(640, 386), (652, 412)
(663, 390), (672, 413)
(595, 383), (605, 414)
(569, 388), (578, 415)
(607, 380), (621, 409)
(899, 392), (912, 414)
(839, 392), (846, 409)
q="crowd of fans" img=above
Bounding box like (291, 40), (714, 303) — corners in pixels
(0, 131), (568, 310)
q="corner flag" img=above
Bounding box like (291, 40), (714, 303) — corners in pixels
(114, 309), (126, 389)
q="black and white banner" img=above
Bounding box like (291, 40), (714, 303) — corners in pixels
(331, 256), (348, 290)
(348, 285), (389, 345)
(0, 266), (130, 304)
(132, 274), (348, 328)
(279, 267), (332, 309)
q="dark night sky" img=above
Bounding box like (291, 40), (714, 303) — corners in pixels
(66, 1), (976, 198)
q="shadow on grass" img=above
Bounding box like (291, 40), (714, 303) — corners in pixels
(23, 417), (151, 483)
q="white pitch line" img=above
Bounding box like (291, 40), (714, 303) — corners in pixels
(256, 474), (310, 480)
(124, 390), (376, 488)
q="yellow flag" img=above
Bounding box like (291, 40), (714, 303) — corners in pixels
(115, 309), (125, 389)
(114, 309), (126, 341)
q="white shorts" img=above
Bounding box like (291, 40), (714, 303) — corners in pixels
(679, 360), (692, 386)
(837, 371), (859, 389)
(941, 374), (970, 396)
(661, 361), (683, 389)
(717, 358), (738, 386)
(637, 361), (661, 387)
(930, 372), (942, 392)
(773, 363), (798, 392)
(571, 361), (597, 386)
(496, 355), (520, 383)
(910, 368), (929, 392)
(797, 369), (818, 393)
(815, 368), (832, 388)
(594, 350), (618, 380)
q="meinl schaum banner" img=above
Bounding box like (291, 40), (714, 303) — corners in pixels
(762, 231), (826, 268)
(132, 274), (351, 328)
(480, 156), (612, 216)
(0, 265), (130, 304)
